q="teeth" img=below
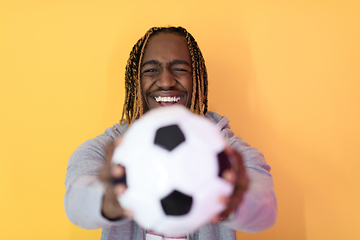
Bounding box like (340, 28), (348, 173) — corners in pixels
(154, 96), (181, 103)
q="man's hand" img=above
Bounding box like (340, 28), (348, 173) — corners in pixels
(212, 147), (249, 223)
(99, 137), (133, 220)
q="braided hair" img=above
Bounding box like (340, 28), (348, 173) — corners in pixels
(120, 26), (208, 125)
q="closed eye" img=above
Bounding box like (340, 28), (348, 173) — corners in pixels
(143, 69), (159, 76)
(172, 68), (190, 74)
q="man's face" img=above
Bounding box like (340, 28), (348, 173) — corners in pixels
(140, 33), (193, 112)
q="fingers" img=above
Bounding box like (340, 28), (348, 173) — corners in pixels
(215, 146), (249, 222)
(114, 137), (122, 146)
(224, 145), (235, 155)
(219, 195), (230, 204)
(224, 146), (248, 191)
(233, 150), (249, 192)
(99, 165), (109, 182)
(112, 164), (125, 179)
(99, 138), (129, 220)
(218, 191), (243, 219)
(100, 137), (126, 183)
(123, 209), (134, 218)
(232, 149), (247, 176)
(101, 167), (128, 220)
(211, 215), (221, 223)
(222, 170), (236, 184)
(114, 183), (126, 196)
(102, 186), (125, 220)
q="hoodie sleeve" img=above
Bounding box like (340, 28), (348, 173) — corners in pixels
(207, 112), (277, 232)
(64, 125), (130, 229)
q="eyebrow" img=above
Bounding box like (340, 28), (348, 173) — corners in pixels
(141, 59), (191, 68)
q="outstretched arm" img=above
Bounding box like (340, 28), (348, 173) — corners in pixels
(64, 129), (130, 229)
(207, 113), (277, 232)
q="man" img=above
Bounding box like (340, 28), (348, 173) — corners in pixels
(65, 26), (277, 240)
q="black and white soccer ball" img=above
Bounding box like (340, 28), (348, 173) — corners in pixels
(112, 105), (234, 236)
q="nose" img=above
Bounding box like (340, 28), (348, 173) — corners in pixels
(156, 68), (176, 90)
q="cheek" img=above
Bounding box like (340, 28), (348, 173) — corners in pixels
(140, 80), (151, 111)
(141, 75), (157, 92)
(141, 79), (149, 97)
(184, 76), (193, 95)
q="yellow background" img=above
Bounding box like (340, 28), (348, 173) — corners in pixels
(1, 0), (359, 239)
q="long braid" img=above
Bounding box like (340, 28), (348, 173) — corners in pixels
(134, 28), (159, 120)
(120, 26), (208, 125)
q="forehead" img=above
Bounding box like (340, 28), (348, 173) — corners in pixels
(142, 33), (191, 64)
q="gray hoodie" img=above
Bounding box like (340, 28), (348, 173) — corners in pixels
(64, 111), (277, 240)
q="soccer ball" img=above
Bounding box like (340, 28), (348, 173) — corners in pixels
(112, 105), (233, 236)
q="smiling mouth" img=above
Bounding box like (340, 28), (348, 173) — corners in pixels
(154, 96), (182, 103)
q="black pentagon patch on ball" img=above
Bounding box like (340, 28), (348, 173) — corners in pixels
(154, 124), (185, 151)
(161, 190), (193, 216)
(217, 150), (232, 177)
